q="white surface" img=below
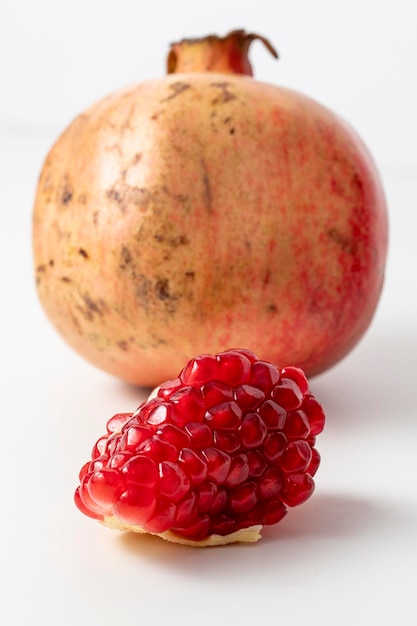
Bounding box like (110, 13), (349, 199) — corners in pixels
(1, 2), (417, 625)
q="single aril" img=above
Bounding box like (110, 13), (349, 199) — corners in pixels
(75, 348), (325, 546)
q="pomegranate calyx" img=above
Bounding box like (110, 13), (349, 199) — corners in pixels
(167, 29), (278, 77)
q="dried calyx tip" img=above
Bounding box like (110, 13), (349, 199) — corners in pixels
(167, 29), (279, 77)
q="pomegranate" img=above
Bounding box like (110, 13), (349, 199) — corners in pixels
(32, 30), (388, 387)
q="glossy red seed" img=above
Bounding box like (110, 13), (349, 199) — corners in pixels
(142, 500), (177, 533)
(119, 425), (153, 452)
(181, 354), (220, 385)
(229, 482), (258, 514)
(169, 386), (206, 425)
(302, 394), (326, 435)
(213, 430), (241, 454)
(139, 436), (177, 463)
(250, 360), (280, 391)
(216, 351), (252, 386)
(228, 348), (258, 363)
(264, 500), (287, 525)
(280, 366), (309, 395)
(87, 469), (125, 511)
(197, 482), (218, 513)
(234, 384), (265, 411)
(107, 413), (132, 434)
(74, 487), (103, 520)
(178, 448), (208, 485)
(271, 379), (303, 410)
(263, 431), (287, 463)
(156, 423), (191, 449)
(201, 380), (234, 408)
(172, 515), (211, 541)
(257, 468), (283, 500)
(158, 461), (190, 502)
(211, 514), (236, 536)
(112, 487), (156, 525)
(202, 448), (232, 484)
(205, 401), (242, 430)
(281, 473), (315, 507)
(174, 492), (198, 526)
(238, 412), (268, 448)
(211, 488), (227, 514)
(306, 448), (321, 476)
(108, 451), (131, 469)
(246, 450), (268, 477)
(92, 435), (107, 459)
(257, 400), (286, 430)
(280, 440), (312, 473)
(236, 504), (265, 529)
(184, 422), (213, 448)
(79, 474), (107, 515)
(157, 377), (182, 399)
(283, 410), (310, 439)
(145, 402), (171, 426)
(121, 454), (158, 487)
(225, 454), (250, 487)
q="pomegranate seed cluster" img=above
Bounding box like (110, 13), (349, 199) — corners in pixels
(75, 349), (325, 543)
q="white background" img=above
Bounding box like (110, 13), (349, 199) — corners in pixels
(1, 1), (416, 625)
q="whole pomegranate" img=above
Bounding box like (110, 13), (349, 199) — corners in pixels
(33, 30), (388, 387)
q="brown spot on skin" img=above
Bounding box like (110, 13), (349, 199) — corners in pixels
(120, 246), (133, 268)
(200, 158), (212, 213)
(61, 276), (72, 283)
(117, 340), (129, 351)
(210, 82), (237, 104)
(78, 193), (87, 204)
(267, 304), (278, 313)
(78, 248), (89, 259)
(60, 177), (73, 205)
(328, 228), (356, 255)
(155, 278), (171, 301)
(107, 183), (151, 214)
(161, 82), (191, 102)
(76, 293), (107, 321)
(185, 271), (195, 280)
(132, 153), (142, 165)
(49, 259), (54, 267)
(37, 264), (47, 273)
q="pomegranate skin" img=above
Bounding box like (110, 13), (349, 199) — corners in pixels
(33, 39), (388, 387)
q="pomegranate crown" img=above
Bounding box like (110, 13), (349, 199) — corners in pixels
(167, 29), (279, 77)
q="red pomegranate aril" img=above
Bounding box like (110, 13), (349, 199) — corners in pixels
(246, 450), (268, 477)
(108, 451), (131, 469)
(257, 400), (286, 430)
(92, 435), (107, 459)
(205, 401), (242, 430)
(264, 500), (287, 525)
(271, 378), (304, 410)
(178, 448), (208, 485)
(234, 384), (265, 411)
(302, 394), (326, 436)
(119, 425), (153, 451)
(280, 366), (309, 395)
(250, 360), (280, 391)
(79, 460), (93, 481)
(283, 410), (310, 439)
(113, 487), (156, 525)
(139, 436), (178, 463)
(236, 504), (264, 529)
(280, 440), (312, 473)
(143, 500), (177, 533)
(306, 447), (321, 476)
(282, 472), (315, 507)
(229, 481), (258, 514)
(202, 448), (232, 484)
(197, 481), (218, 513)
(121, 454), (158, 487)
(169, 386), (206, 425)
(181, 354), (220, 385)
(156, 423), (191, 449)
(201, 380), (234, 408)
(87, 469), (125, 510)
(257, 467), (283, 500)
(157, 377), (182, 399)
(213, 430), (241, 454)
(184, 422), (213, 448)
(145, 402), (171, 426)
(211, 487), (227, 514)
(211, 514), (237, 536)
(216, 351), (252, 386)
(107, 413), (132, 434)
(225, 454), (250, 487)
(158, 461), (190, 502)
(174, 491), (198, 526)
(74, 487), (103, 521)
(172, 515), (211, 541)
(263, 431), (287, 463)
(238, 412), (268, 448)
(79, 473), (108, 515)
